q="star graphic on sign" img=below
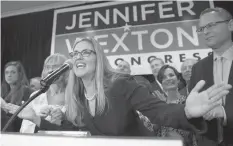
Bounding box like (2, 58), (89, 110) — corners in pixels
(123, 23), (132, 32)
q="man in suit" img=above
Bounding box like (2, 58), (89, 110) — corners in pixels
(149, 57), (166, 100)
(180, 58), (198, 96)
(189, 7), (233, 146)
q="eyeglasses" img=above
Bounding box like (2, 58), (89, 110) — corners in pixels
(69, 49), (96, 58)
(196, 19), (230, 33)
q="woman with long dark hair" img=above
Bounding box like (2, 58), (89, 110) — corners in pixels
(155, 65), (197, 146)
(1, 61), (33, 132)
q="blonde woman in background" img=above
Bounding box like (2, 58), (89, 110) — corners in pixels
(9, 53), (69, 133)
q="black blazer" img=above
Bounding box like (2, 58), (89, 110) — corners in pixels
(189, 54), (233, 145)
(39, 76), (206, 136)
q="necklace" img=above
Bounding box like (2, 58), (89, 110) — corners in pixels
(85, 93), (97, 101)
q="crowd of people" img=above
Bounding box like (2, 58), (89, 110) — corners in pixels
(1, 7), (233, 146)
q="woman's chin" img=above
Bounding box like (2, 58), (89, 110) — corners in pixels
(74, 72), (86, 78)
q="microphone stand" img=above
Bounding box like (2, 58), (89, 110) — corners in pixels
(2, 81), (51, 132)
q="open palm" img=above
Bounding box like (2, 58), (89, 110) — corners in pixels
(185, 80), (231, 118)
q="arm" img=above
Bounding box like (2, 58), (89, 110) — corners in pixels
(111, 77), (206, 133)
(8, 102), (80, 132)
(129, 85), (206, 133)
(37, 118), (79, 131)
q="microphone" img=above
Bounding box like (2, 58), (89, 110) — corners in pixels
(40, 59), (73, 87)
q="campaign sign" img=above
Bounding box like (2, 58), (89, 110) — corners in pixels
(51, 1), (214, 74)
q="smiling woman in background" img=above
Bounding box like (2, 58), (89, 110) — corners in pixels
(156, 65), (197, 146)
(1, 61), (33, 132)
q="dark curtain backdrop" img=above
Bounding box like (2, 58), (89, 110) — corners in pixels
(1, 1), (104, 81)
(1, 1), (233, 82)
(1, 9), (54, 80)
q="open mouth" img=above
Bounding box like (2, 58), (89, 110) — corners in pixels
(76, 63), (86, 68)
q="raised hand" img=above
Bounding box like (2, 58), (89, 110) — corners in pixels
(184, 80), (231, 119)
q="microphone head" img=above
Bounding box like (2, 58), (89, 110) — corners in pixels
(64, 59), (73, 69)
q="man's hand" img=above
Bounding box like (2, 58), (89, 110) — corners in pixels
(203, 106), (225, 121)
(185, 80), (231, 119)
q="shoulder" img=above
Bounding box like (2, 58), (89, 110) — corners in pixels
(133, 76), (153, 92)
(111, 75), (139, 89)
(193, 54), (213, 69)
(107, 75), (141, 97)
(133, 76), (147, 81)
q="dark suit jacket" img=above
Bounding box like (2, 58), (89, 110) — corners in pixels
(189, 54), (233, 145)
(151, 80), (164, 94)
(39, 76), (206, 136)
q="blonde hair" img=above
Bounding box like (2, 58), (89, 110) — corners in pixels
(41, 53), (69, 92)
(65, 37), (124, 126)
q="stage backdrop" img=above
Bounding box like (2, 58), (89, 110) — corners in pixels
(51, 1), (214, 75)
